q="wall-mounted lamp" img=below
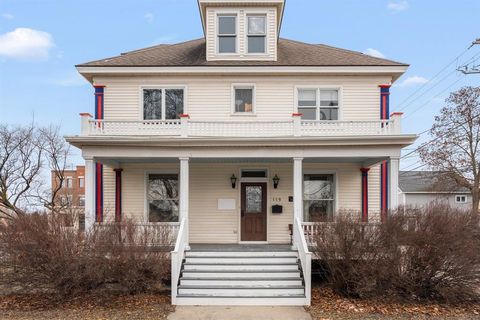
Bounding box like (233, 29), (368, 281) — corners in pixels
(273, 174), (280, 189)
(230, 174), (237, 189)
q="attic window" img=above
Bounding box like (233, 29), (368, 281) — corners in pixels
(218, 15), (237, 54)
(247, 15), (266, 54)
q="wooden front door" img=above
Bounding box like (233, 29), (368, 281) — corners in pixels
(241, 182), (267, 241)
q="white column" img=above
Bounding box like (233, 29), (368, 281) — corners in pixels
(293, 157), (304, 222)
(179, 157), (190, 248)
(84, 158), (95, 233)
(389, 158), (400, 210)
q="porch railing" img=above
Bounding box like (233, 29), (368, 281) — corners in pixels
(80, 113), (403, 138)
(171, 218), (187, 305)
(301, 221), (381, 246)
(293, 217), (312, 305)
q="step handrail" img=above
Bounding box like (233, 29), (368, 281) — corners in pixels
(171, 217), (187, 305)
(293, 217), (312, 305)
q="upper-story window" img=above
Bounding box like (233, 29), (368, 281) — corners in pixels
(233, 85), (254, 114)
(297, 88), (339, 121)
(218, 15), (237, 54)
(143, 88), (184, 120)
(247, 15), (266, 54)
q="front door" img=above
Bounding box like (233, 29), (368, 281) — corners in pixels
(241, 182), (267, 241)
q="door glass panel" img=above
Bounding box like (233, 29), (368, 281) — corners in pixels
(246, 186), (262, 213)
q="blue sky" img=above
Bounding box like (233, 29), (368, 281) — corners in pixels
(1, 0), (479, 169)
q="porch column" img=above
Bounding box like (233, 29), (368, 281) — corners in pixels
(293, 157), (303, 222)
(84, 158), (95, 232)
(179, 157), (190, 248)
(388, 158), (400, 211)
(114, 168), (123, 223)
(360, 168), (370, 222)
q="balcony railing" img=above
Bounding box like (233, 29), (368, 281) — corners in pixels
(80, 113), (403, 138)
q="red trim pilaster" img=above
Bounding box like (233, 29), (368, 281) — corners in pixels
(360, 168), (370, 222)
(379, 84), (391, 220)
(94, 85), (105, 223)
(114, 168), (123, 223)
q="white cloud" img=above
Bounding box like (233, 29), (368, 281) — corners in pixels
(54, 73), (88, 87)
(144, 12), (154, 23)
(2, 13), (14, 20)
(0, 28), (54, 60)
(397, 75), (429, 87)
(151, 35), (176, 45)
(363, 48), (385, 59)
(387, 1), (409, 12)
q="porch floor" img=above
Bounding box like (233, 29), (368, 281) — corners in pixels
(189, 244), (293, 252)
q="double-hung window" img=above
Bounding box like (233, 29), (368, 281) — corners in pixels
(147, 174), (179, 222)
(297, 88), (339, 120)
(143, 88), (184, 120)
(303, 174), (335, 222)
(218, 15), (237, 53)
(247, 15), (266, 53)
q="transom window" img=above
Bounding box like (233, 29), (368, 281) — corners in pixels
(143, 88), (184, 120)
(303, 174), (335, 222)
(241, 169), (267, 178)
(247, 15), (266, 54)
(218, 15), (237, 53)
(297, 88), (339, 120)
(147, 174), (179, 222)
(233, 85), (254, 113)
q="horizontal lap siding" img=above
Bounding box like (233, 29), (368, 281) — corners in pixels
(96, 75), (391, 122)
(368, 165), (381, 221)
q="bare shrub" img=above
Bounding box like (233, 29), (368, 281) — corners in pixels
(0, 213), (171, 299)
(312, 204), (480, 303)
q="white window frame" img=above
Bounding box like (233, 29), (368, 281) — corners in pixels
(78, 196), (85, 207)
(455, 195), (467, 203)
(246, 14), (267, 54)
(303, 170), (339, 222)
(231, 83), (256, 115)
(143, 169), (180, 224)
(78, 176), (84, 188)
(139, 85), (187, 121)
(294, 86), (342, 121)
(66, 177), (73, 189)
(217, 14), (238, 55)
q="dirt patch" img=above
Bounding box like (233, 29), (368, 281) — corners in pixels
(0, 292), (174, 320)
(307, 288), (480, 320)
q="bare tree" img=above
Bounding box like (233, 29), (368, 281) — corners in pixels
(419, 86), (480, 221)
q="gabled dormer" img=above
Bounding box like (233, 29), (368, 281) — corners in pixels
(198, 0), (285, 61)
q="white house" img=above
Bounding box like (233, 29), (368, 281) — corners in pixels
(67, 0), (416, 306)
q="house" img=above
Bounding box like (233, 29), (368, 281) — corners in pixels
(66, 0), (416, 306)
(399, 171), (471, 209)
(51, 165), (86, 230)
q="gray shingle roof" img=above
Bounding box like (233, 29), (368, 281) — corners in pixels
(77, 38), (408, 67)
(399, 171), (469, 193)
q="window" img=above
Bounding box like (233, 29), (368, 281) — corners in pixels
(234, 86), (254, 113)
(303, 174), (335, 222)
(297, 88), (339, 120)
(66, 177), (73, 189)
(79, 196), (85, 207)
(247, 15), (266, 53)
(147, 174), (179, 222)
(143, 88), (184, 120)
(218, 15), (236, 53)
(455, 195), (467, 203)
(78, 177), (84, 188)
(60, 195), (73, 206)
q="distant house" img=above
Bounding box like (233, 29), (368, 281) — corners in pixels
(398, 171), (471, 209)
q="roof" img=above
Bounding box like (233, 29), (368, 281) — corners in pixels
(399, 171), (469, 193)
(76, 38), (408, 68)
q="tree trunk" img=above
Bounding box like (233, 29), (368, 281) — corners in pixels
(471, 190), (479, 225)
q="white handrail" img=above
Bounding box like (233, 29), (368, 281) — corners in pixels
(171, 217), (187, 305)
(293, 217), (312, 305)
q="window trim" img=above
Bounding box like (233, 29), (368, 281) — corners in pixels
(231, 83), (256, 115)
(217, 13), (238, 55)
(303, 170), (339, 222)
(144, 169), (180, 224)
(246, 14), (267, 54)
(294, 86), (342, 121)
(455, 194), (468, 203)
(66, 177), (73, 189)
(78, 176), (84, 188)
(139, 85), (188, 121)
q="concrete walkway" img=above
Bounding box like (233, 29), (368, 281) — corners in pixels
(167, 306), (312, 320)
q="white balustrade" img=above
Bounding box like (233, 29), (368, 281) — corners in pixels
(293, 217), (312, 306)
(171, 218), (187, 305)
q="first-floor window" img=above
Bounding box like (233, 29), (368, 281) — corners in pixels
(303, 174), (335, 222)
(78, 196), (85, 207)
(297, 88), (339, 121)
(143, 88), (184, 120)
(147, 174), (179, 222)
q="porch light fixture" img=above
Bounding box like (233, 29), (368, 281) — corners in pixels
(273, 174), (280, 189)
(230, 174), (237, 189)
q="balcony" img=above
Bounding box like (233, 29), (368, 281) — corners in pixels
(79, 113), (403, 138)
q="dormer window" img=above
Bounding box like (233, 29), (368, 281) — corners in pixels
(218, 15), (237, 53)
(247, 15), (266, 54)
